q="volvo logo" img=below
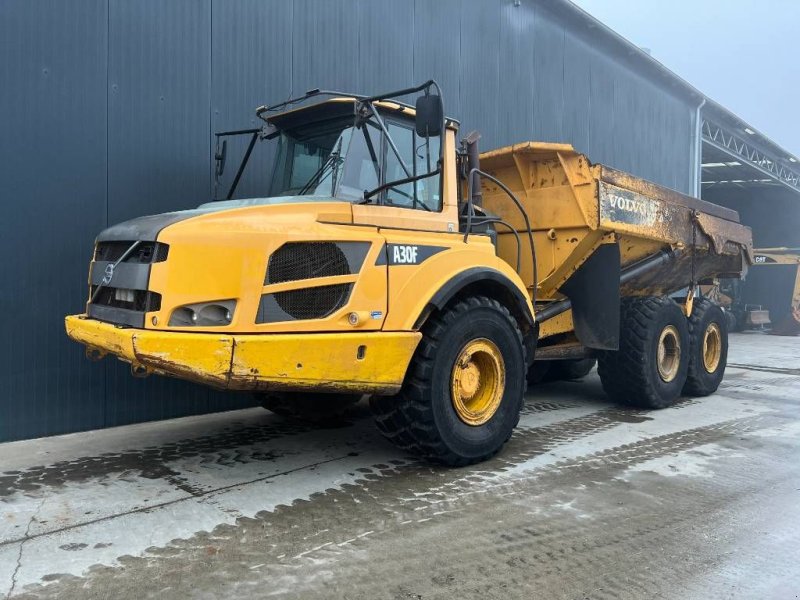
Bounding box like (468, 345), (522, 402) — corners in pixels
(102, 263), (115, 285)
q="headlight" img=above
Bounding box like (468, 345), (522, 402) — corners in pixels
(169, 300), (236, 327)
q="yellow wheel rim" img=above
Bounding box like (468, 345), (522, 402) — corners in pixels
(451, 338), (505, 426)
(657, 325), (681, 383)
(702, 322), (722, 373)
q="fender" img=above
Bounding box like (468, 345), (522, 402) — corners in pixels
(379, 239), (534, 333)
(425, 266), (535, 328)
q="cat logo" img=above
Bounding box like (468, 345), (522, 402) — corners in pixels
(393, 245), (419, 264)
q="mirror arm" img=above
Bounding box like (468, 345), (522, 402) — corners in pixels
(226, 131), (259, 201)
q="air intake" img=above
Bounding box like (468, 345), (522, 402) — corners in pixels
(266, 241), (369, 284)
(257, 284), (353, 323)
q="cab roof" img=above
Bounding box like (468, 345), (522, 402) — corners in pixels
(260, 96), (460, 131)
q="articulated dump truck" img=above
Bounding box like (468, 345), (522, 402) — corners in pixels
(66, 81), (752, 465)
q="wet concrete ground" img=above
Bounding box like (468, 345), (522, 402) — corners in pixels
(1, 332), (799, 599)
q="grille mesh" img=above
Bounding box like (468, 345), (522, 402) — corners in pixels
(94, 241), (169, 264)
(267, 242), (349, 284)
(269, 283), (353, 321)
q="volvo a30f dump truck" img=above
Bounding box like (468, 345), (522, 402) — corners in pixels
(66, 81), (753, 465)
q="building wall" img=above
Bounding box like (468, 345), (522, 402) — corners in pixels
(0, 0), (697, 442)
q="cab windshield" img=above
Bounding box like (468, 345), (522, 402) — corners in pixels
(268, 111), (441, 211)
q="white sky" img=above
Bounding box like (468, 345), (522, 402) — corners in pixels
(571, 0), (800, 157)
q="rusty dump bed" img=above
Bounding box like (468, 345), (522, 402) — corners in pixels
(478, 142), (753, 306)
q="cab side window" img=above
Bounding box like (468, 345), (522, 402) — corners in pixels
(384, 120), (441, 211)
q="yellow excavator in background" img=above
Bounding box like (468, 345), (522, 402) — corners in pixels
(713, 248), (800, 335)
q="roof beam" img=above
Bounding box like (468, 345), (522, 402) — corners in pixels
(702, 119), (800, 194)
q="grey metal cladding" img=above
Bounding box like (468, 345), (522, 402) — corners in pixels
(107, 0), (212, 226)
(87, 304), (145, 329)
(211, 0), (291, 200)
(358, 0), (413, 94)
(337, 242), (371, 273)
(90, 261), (151, 290)
(96, 210), (209, 242)
(0, 0), (110, 442)
(257, 293), (295, 324)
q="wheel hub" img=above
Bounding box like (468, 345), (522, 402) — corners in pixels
(657, 325), (681, 383)
(451, 338), (505, 426)
(702, 322), (722, 373)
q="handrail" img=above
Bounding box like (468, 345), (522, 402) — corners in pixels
(464, 168), (538, 307)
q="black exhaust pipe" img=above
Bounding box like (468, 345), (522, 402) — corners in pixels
(463, 130), (482, 205)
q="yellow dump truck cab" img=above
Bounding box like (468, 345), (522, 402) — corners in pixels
(67, 82), (538, 465)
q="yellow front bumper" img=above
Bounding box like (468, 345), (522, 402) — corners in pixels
(65, 315), (421, 394)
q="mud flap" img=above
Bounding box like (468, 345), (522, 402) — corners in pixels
(560, 243), (621, 350)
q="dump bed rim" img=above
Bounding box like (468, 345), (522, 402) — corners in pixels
(600, 166), (739, 223)
(478, 142), (740, 224)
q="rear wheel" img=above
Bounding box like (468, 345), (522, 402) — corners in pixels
(683, 298), (728, 396)
(257, 392), (361, 422)
(370, 296), (526, 466)
(598, 296), (689, 409)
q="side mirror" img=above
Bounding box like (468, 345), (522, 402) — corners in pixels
(214, 139), (227, 178)
(415, 93), (443, 138)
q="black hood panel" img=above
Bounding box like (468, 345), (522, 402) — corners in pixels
(96, 209), (212, 243)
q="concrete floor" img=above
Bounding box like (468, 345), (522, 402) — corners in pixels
(1, 332), (799, 599)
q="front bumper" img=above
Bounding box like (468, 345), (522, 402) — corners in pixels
(65, 315), (420, 394)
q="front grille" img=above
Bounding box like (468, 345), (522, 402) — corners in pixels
(90, 286), (162, 312)
(266, 242), (351, 284)
(258, 283), (353, 322)
(95, 241), (169, 264)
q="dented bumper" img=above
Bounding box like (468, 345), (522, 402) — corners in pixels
(65, 315), (420, 394)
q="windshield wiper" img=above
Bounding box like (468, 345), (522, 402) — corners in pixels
(298, 137), (344, 195)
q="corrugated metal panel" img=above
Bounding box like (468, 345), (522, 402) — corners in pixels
(532, 7), (566, 144)
(0, 0), (108, 441)
(457, 0), (501, 149)
(358, 0), (414, 95)
(413, 0), (461, 120)
(0, 0), (700, 442)
(103, 0), (253, 429)
(498, 1), (536, 144)
(211, 0), (292, 200)
(291, 0), (361, 96)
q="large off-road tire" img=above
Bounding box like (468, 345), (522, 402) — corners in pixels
(550, 358), (596, 381)
(683, 298), (728, 396)
(369, 296), (527, 466)
(257, 392), (361, 422)
(598, 296), (689, 409)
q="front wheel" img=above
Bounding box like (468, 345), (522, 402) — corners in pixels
(370, 296), (527, 466)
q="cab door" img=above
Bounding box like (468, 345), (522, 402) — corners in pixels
(351, 119), (459, 232)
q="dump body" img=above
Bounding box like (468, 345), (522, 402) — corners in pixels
(478, 142), (753, 347)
